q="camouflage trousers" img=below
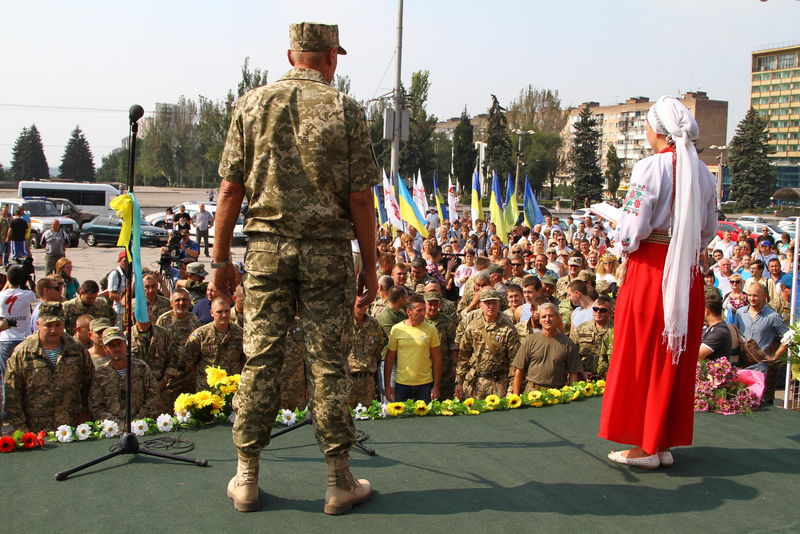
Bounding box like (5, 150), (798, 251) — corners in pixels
(462, 376), (508, 400)
(347, 374), (377, 408)
(279, 351), (307, 412)
(232, 234), (356, 457)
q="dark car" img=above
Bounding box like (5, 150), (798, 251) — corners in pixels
(49, 197), (97, 227)
(81, 215), (168, 247)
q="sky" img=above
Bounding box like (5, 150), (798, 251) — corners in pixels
(1, 0), (799, 172)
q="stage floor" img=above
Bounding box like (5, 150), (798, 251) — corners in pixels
(5, 399), (799, 533)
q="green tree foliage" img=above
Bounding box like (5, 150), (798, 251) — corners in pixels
(486, 95), (513, 179)
(569, 107), (603, 205)
(521, 131), (563, 198)
(604, 143), (622, 199)
(399, 70), (438, 184)
(59, 126), (95, 181)
(452, 108), (478, 192)
(0, 162), (6, 182)
(432, 131), (452, 183)
(237, 57), (267, 98)
(729, 108), (775, 210)
(195, 96), (229, 188)
(507, 86), (568, 134)
(138, 96), (198, 186)
(96, 148), (131, 183)
(10, 125), (49, 182)
(335, 74), (351, 95)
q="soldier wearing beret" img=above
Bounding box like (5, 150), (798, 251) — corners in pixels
(211, 22), (378, 513)
(4, 301), (94, 431)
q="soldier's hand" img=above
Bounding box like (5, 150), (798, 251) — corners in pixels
(454, 385), (463, 400)
(430, 385), (440, 401)
(356, 269), (378, 308)
(209, 262), (236, 305)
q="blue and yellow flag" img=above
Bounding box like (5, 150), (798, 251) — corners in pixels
(397, 176), (430, 238)
(109, 192), (148, 323)
(432, 175), (447, 223)
(490, 172), (508, 245)
(471, 170), (482, 224)
(523, 175), (544, 229)
(373, 185), (387, 226)
(504, 173), (518, 229)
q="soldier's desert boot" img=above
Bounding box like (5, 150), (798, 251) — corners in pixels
(227, 452), (260, 512)
(324, 453), (372, 515)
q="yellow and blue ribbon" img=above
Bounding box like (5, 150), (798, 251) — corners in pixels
(110, 192), (148, 323)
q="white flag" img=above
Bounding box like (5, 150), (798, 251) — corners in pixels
(447, 175), (458, 222)
(382, 170), (403, 231)
(413, 171), (429, 216)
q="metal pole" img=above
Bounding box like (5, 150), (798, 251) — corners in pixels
(515, 133), (522, 198)
(785, 217), (799, 409)
(390, 0), (404, 189)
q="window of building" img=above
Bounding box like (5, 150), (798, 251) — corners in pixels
(778, 53), (797, 70)
(756, 55), (776, 71)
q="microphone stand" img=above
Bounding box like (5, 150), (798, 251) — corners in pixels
(55, 105), (208, 480)
(270, 409), (376, 456)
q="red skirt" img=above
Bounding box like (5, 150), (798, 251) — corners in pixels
(598, 240), (703, 454)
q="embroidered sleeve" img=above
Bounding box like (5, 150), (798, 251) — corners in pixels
(613, 159), (657, 254)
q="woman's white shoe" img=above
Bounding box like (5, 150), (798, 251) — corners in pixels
(607, 450), (661, 469)
(656, 452), (674, 467)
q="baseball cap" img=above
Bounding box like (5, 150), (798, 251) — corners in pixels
(90, 317), (114, 332)
(479, 289), (501, 302)
(568, 257), (583, 267)
(541, 275), (557, 286)
(118, 250), (127, 260)
(486, 264), (503, 275)
(38, 301), (65, 323)
(102, 327), (126, 345)
(760, 240), (771, 247)
(289, 22), (347, 54)
(423, 291), (441, 301)
(187, 262), (209, 277)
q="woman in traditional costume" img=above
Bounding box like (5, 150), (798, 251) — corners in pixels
(598, 96), (718, 469)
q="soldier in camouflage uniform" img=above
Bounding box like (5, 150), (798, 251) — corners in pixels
(455, 289), (520, 400)
(280, 317), (308, 410)
(555, 256), (584, 301)
(156, 289), (200, 403)
(62, 280), (114, 335)
(184, 298), (245, 391)
(230, 284), (245, 328)
(132, 272), (172, 320)
(347, 300), (385, 408)
(131, 307), (174, 413)
(368, 275), (393, 317)
(4, 302), (94, 431)
(424, 291), (458, 400)
(210, 22), (379, 513)
(88, 327), (161, 423)
(570, 296), (614, 377)
(405, 257), (433, 293)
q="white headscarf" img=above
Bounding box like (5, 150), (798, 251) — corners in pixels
(646, 96), (702, 364)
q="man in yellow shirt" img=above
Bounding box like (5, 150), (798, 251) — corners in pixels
(384, 294), (442, 402)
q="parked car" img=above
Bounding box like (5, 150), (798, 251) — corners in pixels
(144, 202), (246, 244)
(47, 197), (97, 227)
(0, 197), (80, 247)
(778, 216), (800, 230)
(738, 222), (792, 244)
(736, 215), (767, 225)
(715, 220), (744, 242)
(571, 208), (597, 223)
(81, 215), (168, 247)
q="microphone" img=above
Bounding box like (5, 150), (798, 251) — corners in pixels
(129, 104), (145, 123)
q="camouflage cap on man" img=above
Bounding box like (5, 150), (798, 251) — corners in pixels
(576, 270), (596, 283)
(289, 22), (347, 54)
(479, 289), (501, 302)
(38, 301), (65, 323)
(423, 291), (441, 302)
(541, 275), (557, 287)
(90, 317), (114, 332)
(102, 327), (126, 345)
(568, 257), (584, 267)
(486, 264), (503, 275)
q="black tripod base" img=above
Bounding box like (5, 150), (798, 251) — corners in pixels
(270, 417), (377, 456)
(55, 432), (208, 481)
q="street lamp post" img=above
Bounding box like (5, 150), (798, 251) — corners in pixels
(512, 129), (535, 198)
(710, 145), (729, 210)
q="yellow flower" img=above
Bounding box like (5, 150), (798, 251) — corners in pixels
(595, 379), (606, 388)
(551, 398), (561, 405)
(485, 394), (501, 406)
(468, 409), (480, 415)
(506, 394), (522, 409)
(225, 374), (241, 386)
(441, 399), (453, 410)
(440, 409), (454, 416)
(532, 401), (544, 408)
(387, 402), (405, 417)
(173, 393), (192, 413)
(527, 390), (543, 405)
(192, 390), (213, 408)
(548, 388), (562, 397)
(220, 383), (238, 396)
(414, 401), (430, 416)
(463, 398), (475, 408)
(209, 394), (225, 412)
(570, 391), (580, 401)
(206, 367), (227, 388)
(584, 384), (594, 396)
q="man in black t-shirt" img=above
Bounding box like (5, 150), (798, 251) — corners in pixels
(172, 205), (191, 233)
(7, 208), (30, 260)
(700, 294), (732, 361)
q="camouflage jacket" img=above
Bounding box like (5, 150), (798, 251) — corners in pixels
(88, 358), (161, 423)
(218, 67), (380, 239)
(570, 321), (613, 376)
(4, 333), (94, 431)
(457, 314), (520, 384)
(184, 322), (245, 390)
(131, 323), (173, 381)
(230, 307), (244, 328)
(348, 315), (385, 374)
(405, 274), (434, 294)
(62, 296), (114, 335)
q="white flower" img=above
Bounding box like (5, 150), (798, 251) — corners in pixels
(156, 414), (174, 433)
(228, 412), (236, 424)
(279, 409), (297, 426)
(354, 403), (369, 420)
(782, 329), (795, 346)
(176, 409), (192, 423)
(101, 420), (120, 438)
(379, 403), (388, 419)
(130, 419), (148, 436)
(56, 424), (74, 443)
(75, 423), (91, 441)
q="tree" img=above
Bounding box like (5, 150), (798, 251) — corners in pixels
(237, 57), (267, 98)
(569, 106), (603, 205)
(367, 100), (390, 174)
(729, 108), (775, 210)
(452, 108), (478, 192)
(399, 70), (437, 183)
(195, 96), (229, 188)
(604, 143), (622, 199)
(522, 131), (563, 198)
(96, 148), (130, 182)
(59, 126), (95, 181)
(0, 162), (6, 182)
(486, 95), (513, 180)
(507, 86), (568, 134)
(335, 74), (351, 95)
(10, 124), (49, 182)
(432, 131), (452, 185)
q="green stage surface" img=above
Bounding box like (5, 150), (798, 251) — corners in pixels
(4, 399), (799, 534)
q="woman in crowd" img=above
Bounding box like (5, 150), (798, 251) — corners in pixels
(397, 235), (420, 264)
(722, 274), (748, 324)
(703, 270), (722, 298)
(55, 257), (79, 300)
(599, 96), (717, 469)
(777, 233), (791, 256)
(488, 241), (504, 263)
(454, 248), (476, 297)
(595, 254), (618, 285)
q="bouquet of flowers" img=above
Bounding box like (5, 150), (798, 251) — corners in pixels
(695, 357), (761, 414)
(173, 366), (240, 424)
(0, 430), (46, 453)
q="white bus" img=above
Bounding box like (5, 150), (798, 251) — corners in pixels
(17, 181), (121, 215)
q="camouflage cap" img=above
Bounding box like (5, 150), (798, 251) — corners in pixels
(187, 262), (208, 277)
(541, 275), (557, 286)
(423, 291), (441, 301)
(38, 301), (65, 323)
(479, 289), (501, 302)
(90, 317), (114, 332)
(102, 327), (126, 345)
(577, 270), (596, 283)
(595, 280), (612, 294)
(568, 256), (584, 267)
(486, 264), (503, 275)
(289, 22), (347, 54)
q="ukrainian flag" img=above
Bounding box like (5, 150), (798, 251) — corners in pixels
(373, 185), (387, 226)
(523, 175), (544, 229)
(471, 170), (482, 224)
(432, 175), (447, 223)
(504, 173), (518, 229)
(490, 172), (508, 245)
(397, 176), (430, 238)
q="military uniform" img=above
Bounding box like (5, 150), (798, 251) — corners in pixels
(185, 280), (208, 306)
(456, 276), (476, 316)
(156, 310), (201, 401)
(62, 296), (114, 335)
(88, 358), (161, 423)
(457, 313), (520, 399)
(559, 298), (575, 333)
(570, 321), (613, 376)
(555, 275), (578, 301)
(184, 322), (245, 391)
(4, 333), (93, 431)
(368, 296), (387, 318)
(280, 318), (308, 410)
(131, 322), (174, 412)
(347, 314), (384, 407)
(405, 274), (433, 294)
(426, 312), (457, 400)
(218, 63), (380, 457)
(230, 307), (245, 328)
